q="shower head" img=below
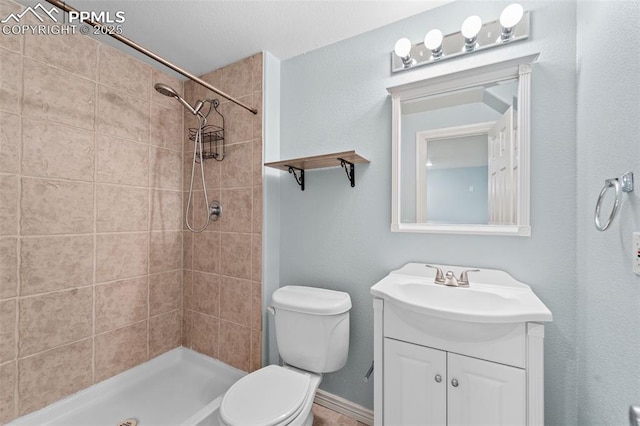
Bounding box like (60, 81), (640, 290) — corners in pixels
(154, 83), (203, 116)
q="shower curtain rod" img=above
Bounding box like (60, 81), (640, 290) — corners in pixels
(44, 0), (258, 115)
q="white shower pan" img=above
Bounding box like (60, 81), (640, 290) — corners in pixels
(9, 348), (245, 426)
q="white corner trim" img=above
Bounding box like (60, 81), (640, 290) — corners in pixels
(314, 389), (374, 425)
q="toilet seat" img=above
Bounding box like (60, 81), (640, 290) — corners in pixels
(220, 365), (312, 426)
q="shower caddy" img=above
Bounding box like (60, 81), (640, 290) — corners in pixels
(189, 99), (225, 161)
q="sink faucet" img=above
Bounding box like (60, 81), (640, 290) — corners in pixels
(425, 265), (479, 287)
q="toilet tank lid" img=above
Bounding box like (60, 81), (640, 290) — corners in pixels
(272, 286), (352, 315)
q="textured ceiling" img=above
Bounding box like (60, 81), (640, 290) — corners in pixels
(17, 0), (452, 77)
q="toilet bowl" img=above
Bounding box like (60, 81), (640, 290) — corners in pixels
(218, 286), (351, 426)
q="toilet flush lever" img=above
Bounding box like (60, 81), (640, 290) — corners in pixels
(267, 306), (275, 315)
(363, 361), (374, 382)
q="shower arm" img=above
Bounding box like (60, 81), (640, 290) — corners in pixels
(44, 0), (258, 115)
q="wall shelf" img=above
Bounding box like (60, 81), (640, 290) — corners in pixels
(265, 151), (370, 191)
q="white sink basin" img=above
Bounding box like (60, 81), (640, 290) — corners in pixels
(371, 263), (552, 323)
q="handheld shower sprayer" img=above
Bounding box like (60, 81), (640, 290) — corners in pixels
(154, 83), (203, 116)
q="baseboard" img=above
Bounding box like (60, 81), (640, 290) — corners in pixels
(314, 389), (374, 425)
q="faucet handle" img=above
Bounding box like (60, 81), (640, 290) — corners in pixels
(425, 264), (445, 284)
(458, 269), (480, 287)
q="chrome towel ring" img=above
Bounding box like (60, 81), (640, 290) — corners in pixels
(594, 171), (634, 231)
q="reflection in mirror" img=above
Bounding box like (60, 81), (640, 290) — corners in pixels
(402, 80), (518, 225)
(388, 54), (537, 235)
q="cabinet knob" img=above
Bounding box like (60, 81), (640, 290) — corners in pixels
(435, 374), (442, 383)
(451, 379), (459, 387)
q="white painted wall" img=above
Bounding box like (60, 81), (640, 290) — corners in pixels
(277, 1), (577, 423)
(576, 1), (640, 424)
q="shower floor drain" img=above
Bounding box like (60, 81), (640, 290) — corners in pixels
(117, 419), (137, 426)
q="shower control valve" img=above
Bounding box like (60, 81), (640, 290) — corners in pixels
(209, 201), (222, 221)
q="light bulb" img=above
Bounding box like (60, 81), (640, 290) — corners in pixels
(500, 3), (524, 29)
(394, 38), (412, 59)
(424, 29), (444, 51)
(461, 15), (482, 39)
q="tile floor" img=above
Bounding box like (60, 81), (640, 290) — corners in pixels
(311, 403), (369, 426)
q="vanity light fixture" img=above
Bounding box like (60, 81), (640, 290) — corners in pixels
(394, 38), (415, 68)
(461, 15), (482, 51)
(424, 29), (444, 60)
(499, 3), (524, 42)
(391, 3), (529, 73)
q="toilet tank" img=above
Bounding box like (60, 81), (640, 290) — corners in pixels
(271, 286), (351, 373)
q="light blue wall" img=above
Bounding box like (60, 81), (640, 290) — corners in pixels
(427, 166), (489, 224)
(277, 1), (577, 423)
(576, 1), (640, 424)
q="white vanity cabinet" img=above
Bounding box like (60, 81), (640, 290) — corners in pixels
(384, 338), (525, 426)
(371, 263), (552, 426)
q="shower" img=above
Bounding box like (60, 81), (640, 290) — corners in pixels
(154, 83), (221, 233)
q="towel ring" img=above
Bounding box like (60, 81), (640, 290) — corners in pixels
(594, 171), (634, 231)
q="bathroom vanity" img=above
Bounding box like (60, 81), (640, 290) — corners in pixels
(371, 263), (552, 426)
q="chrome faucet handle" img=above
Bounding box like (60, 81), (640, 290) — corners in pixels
(444, 271), (459, 286)
(425, 264), (445, 284)
(458, 269), (480, 287)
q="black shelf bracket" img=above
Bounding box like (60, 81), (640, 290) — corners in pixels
(338, 158), (356, 187)
(287, 165), (305, 191)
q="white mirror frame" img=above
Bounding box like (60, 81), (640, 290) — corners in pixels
(388, 53), (539, 236)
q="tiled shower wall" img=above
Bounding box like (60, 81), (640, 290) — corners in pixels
(0, 0), (184, 421)
(182, 53), (263, 373)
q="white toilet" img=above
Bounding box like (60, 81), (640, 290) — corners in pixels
(218, 285), (352, 426)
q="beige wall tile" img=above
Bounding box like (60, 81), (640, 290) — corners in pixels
(151, 190), (182, 231)
(99, 45), (151, 100)
(252, 90), (263, 140)
(0, 361), (16, 424)
(24, 32), (98, 80)
(150, 147), (182, 190)
(220, 233), (251, 279)
(251, 53), (263, 93)
(184, 151), (222, 192)
(219, 320), (250, 372)
(0, 112), (20, 174)
(0, 0), (23, 53)
(95, 321), (147, 382)
(18, 287), (92, 357)
(21, 119), (94, 182)
(219, 276), (250, 326)
(220, 99), (254, 145)
(252, 233), (262, 283)
(220, 188), (252, 233)
(189, 312), (218, 358)
(22, 58), (95, 130)
(252, 185), (262, 234)
(96, 277), (148, 334)
(21, 178), (93, 235)
(192, 271), (219, 316)
(98, 86), (149, 143)
(251, 281), (262, 331)
(0, 237), (17, 298)
(252, 138), (263, 186)
(96, 232), (148, 283)
(183, 230), (193, 270)
(149, 310), (181, 359)
(149, 270), (182, 316)
(96, 185), (149, 232)
(149, 231), (182, 273)
(0, 174), (18, 236)
(18, 339), (92, 416)
(151, 103), (182, 152)
(0, 48), (21, 113)
(20, 235), (93, 296)
(183, 270), (193, 311)
(97, 136), (149, 186)
(250, 329), (262, 373)
(0, 300), (16, 363)
(152, 70), (183, 111)
(221, 142), (252, 188)
(193, 231), (219, 274)
(221, 59), (253, 99)
(182, 309), (193, 348)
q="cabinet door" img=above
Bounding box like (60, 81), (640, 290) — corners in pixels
(384, 338), (447, 426)
(447, 353), (525, 426)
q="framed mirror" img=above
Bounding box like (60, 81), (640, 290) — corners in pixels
(388, 54), (538, 236)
